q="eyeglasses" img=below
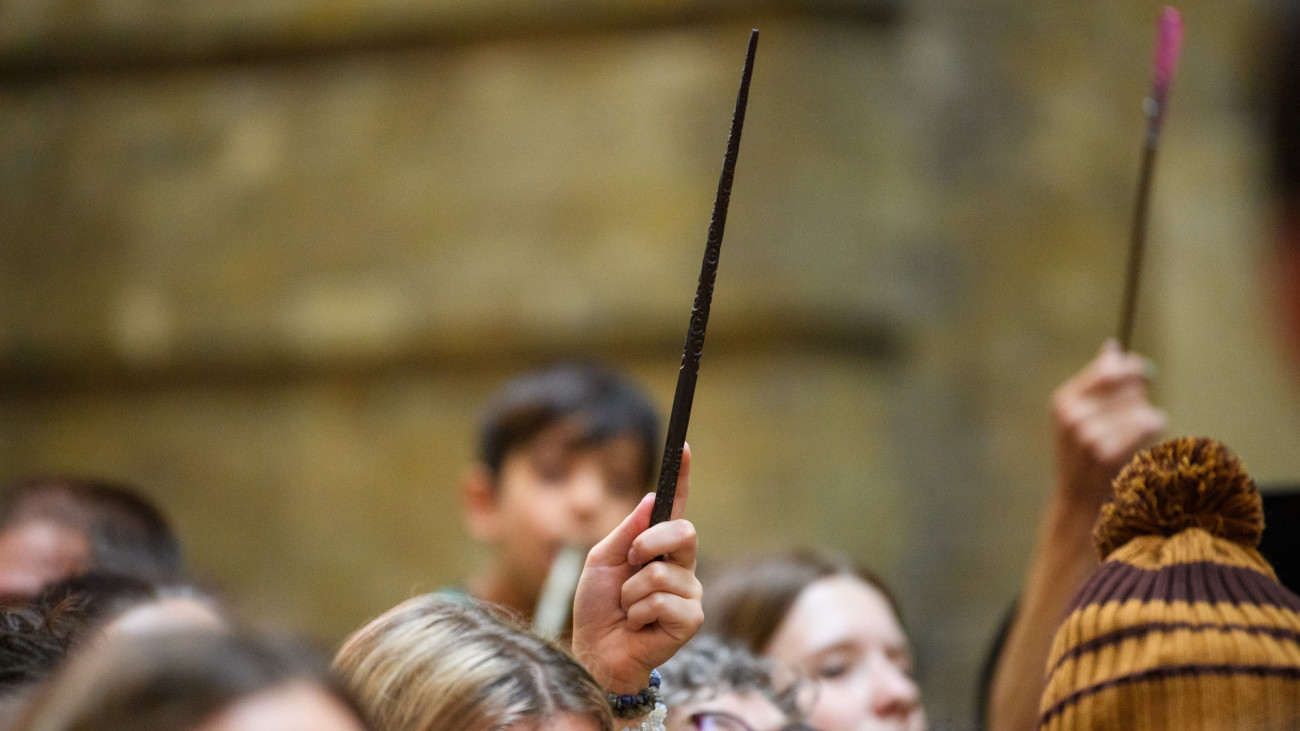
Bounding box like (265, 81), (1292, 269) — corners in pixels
(688, 711), (819, 731)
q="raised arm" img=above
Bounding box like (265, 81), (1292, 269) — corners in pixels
(986, 341), (1165, 731)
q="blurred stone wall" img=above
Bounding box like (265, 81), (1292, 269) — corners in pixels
(3, 0), (1299, 723)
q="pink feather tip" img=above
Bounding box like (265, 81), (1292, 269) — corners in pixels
(1151, 6), (1185, 103)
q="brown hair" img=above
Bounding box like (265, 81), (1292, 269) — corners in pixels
(0, 594), (93, 696)
(702, 550), (903, 655)
(477, 363), (660, 489)
(334, 593), (612, 731)
(0, 573), (212, 715)
(15, 628), (365, 731)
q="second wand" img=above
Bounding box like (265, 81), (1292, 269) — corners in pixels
(650, 29), (759, 526)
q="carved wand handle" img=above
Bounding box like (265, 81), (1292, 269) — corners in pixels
(650, 29), (758, 526)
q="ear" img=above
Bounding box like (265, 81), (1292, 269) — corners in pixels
(462, 464), (501, 542)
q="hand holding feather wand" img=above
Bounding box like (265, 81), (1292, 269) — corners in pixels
(1117, 7), (1184, 350)
(650, 29), (759, 527)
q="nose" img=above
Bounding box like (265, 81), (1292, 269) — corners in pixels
(869, 659), (920, 720)
(567, 462), (605, 521)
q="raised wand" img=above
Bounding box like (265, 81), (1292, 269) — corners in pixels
(1117, 7), (1184, 350)
(650, 29), (758, 526)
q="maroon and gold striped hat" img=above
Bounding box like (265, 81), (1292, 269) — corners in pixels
(1038, 437), (1300, 731)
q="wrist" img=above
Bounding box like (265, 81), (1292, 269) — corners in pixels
(604, 667), (656, 696)
(1046, 485), (1103, 538)
(574, 648), (650, 696)
(1022, 489), (1103, 594)
(606, 669), (662, 719)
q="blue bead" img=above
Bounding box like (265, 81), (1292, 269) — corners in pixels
(649, 670), (662, 688)
(620, 695), (637, 706)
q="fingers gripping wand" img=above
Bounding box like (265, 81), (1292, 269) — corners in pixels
(1117, 7), (1184, 350)
(650, 29), (758, 527)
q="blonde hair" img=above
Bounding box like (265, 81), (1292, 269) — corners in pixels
(334, 594), (612, 731)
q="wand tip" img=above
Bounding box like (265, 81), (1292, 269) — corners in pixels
(1152, 7), (1185, 105)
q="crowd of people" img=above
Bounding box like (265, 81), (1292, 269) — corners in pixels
(1, 346), (1297, 730)
(6, 3), (1300, 730)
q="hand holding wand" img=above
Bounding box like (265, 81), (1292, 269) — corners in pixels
(1117, 7), (1184, 350)
(650, 29), (759, 527)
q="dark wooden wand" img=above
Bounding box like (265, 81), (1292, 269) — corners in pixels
(650, 29), (758, 526)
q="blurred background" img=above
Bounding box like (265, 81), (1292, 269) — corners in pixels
(2, 0), (1299, 723)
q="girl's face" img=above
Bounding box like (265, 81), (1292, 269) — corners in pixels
(765, 575), (925, 731)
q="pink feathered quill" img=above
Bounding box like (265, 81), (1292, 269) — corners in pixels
(1118, 7), (1184, 350)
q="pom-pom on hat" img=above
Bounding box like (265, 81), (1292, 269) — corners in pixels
(1038, 437), (1300, 731)
(1093, 437), (1263, 560)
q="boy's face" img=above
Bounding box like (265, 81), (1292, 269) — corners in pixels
(473, 420), (649, 606)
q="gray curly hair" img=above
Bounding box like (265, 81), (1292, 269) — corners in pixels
(658, 634), (803, 722)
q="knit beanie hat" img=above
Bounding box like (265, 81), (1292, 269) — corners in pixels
(1037, 437), (1300, 730)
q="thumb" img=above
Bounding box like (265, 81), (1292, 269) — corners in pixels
(586, 493), (654, 568)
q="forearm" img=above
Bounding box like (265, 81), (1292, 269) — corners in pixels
(987, 492), (1100, 731)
